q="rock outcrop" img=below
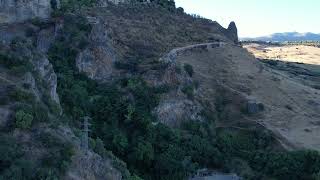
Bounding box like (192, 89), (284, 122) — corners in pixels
(0, 0), (59, 24)
(76, 19), (119, 81)
(154, 98), (203, 127)
(227, 21), (239, 44)
(65, 151), (122, 180)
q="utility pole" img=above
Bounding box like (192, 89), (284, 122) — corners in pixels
(82, 116), (91, 155)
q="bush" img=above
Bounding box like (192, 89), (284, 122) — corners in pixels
(94, 138), (107, 157)
(183, 63), (194, 77)
(9, 88), (35, 103)
(0, 53), (33, 75)
(181, 84), (194, 99)
(15, 110), (33, 129)
(37, 132), (75, 177)
(0, 135), (33, 179)
(33, 103), (50, 122)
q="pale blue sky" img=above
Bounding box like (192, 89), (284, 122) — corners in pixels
(175, 0), (320, 37)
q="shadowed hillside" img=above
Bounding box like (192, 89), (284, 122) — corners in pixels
(0, 0), (320, 180)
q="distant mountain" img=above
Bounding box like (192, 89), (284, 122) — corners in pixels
(242, 32), (320, 42)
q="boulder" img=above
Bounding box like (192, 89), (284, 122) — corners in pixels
(247, 100), (264, 114)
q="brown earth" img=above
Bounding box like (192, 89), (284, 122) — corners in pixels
(170, 42), (320, 151)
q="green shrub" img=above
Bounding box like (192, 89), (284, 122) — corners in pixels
(15, 110), (33, 129)
(9, 88), (35, 103)
(33, 103), (50, 122)
(0, 53), (33, 75)
(154, 84), (171, 94)
(183, 63), (194, 77)
(94, 138), (107, 157)
(0, 135), (34, 179)
(0, 96), (9, 105)
(46, 7), (320, 180)
(128, 174), (144, 180)
(181, 84), (194, 99)
(37, 132), (75, 177)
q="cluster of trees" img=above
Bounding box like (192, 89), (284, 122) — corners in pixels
(149, 0), (176, 10)
(0, 133), (74, 179)
(46, 12), (320, 180)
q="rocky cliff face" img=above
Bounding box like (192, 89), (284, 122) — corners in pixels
(227, 21), (239, 44)
(0, 0), (59, 24)
(76, 18), (120, 81)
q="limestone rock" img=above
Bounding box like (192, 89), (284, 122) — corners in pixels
(0, 107), (11, 128)
(32, 55), (60, 104)
(227, 21), (239, 44)
(76, 20), (120, 81)
(65, 151), (122, 180)
(154, 98), (203, 127)
(0, 0), (59, 24)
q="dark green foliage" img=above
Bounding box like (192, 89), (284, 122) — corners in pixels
(181, 84), (194, 99)
(15, 110), (33, 129)
(0, 133), (74, 180)
(150, 0), (176, 10)
(0, 135), (33, 180)
(9, 88), (35, 103)
(248, 151), (320, 180)
(0, 53), (33, 75)
(32, 103), (50, 122)
(48, 14), (93, 121)
(46, 9), (320, 180)
(153, 84), (171, 94)
(37, 133), (75, 178)
(50, 0), (58, 10)
(94, 138), (107, 157)
(183, 63), (194, 77)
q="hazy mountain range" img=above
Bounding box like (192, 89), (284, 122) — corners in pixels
(242, 32), (320, 42)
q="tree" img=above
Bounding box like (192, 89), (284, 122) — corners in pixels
(94, 138), (107, 157)
(15, 110), (33, 129)
(183, 63), (194, 77)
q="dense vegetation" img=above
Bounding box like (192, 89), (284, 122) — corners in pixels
(0, 0), (320, 180)
(0, 133), (74, 180)
(46, 4), (320, 180)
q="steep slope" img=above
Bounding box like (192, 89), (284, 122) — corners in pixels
(0, 4), (128, 180)
(76, 3), (237, 81)
(1, 0), (320, 180)
(165, 42), (320, 150)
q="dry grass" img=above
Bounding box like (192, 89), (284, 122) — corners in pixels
(244, 43), (320, 65)
(173, 43), (320, 151)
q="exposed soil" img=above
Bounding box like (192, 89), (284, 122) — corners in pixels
(173, 43), (320, 151)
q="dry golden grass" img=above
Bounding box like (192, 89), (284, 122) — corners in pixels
(173, 43), (320, 151)
(244, 43), (320, 65)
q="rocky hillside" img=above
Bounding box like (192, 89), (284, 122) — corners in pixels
(0, 0), (320, 180)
